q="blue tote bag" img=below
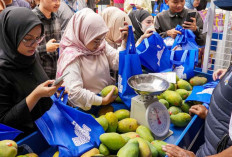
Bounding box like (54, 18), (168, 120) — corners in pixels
(160, 0), (169, 12)
(136, 32), (172, 72)
(171, 25), (199, 79)
(186, 81), (219, 104)
(35, 88), (104, 157)
(118, 25), (142, 108)
(0, 123), (22, 140)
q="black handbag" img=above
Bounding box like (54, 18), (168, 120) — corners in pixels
(217, 134), (230, 153)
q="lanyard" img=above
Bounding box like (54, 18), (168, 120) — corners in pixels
(64, 0), (79, 13)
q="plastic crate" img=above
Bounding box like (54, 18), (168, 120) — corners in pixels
(17, 70), (213, 156)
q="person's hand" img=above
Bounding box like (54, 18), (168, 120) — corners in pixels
(119, 22), (129, 47)
(102, 87), (117, 105)
(46, 39), (60, 53)
(33, 80), (63, 99)
(183, 18), (197, 32)
(141, 28), (155, 39)
(167, 28), (182, 39)
(213, 69), (227, 81)
(162, 144), (196, 157)
(56, 86), (69, 98)
(189, 104), (208, 119)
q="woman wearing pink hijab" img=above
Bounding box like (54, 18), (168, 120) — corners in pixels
(57, 8), (127, 111)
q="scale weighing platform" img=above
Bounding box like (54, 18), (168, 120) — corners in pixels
(128, 74), (173, 140)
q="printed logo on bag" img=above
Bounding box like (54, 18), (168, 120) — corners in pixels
(174, 65), (187, 79)
(118, 75), (123, 93)
(196, 88), (214, 95)
(224, 72), (232, 86)
(71, 121), (91, 146)
(157, 46), (165, 66)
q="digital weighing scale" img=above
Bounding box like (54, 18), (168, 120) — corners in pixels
(128, 74), (173, 140)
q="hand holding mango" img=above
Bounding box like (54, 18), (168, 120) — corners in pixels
(101, 85), (118, 105)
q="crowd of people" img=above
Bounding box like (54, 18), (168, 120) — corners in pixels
(0, 0), (231, 157)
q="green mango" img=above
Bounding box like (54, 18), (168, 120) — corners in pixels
(121, 132), (140, 139)
(100, 133), (126, 151)
(95, 115), (108, 131)
(115, 96), (123, 103)
(177, 79), (192, 91)
(0, 145), (17, 157)
(117, 139), (139, 157)
(117, 118), (138, 133)
(189, 76), (207, 86)
(136, 137), (152, 157)
(136, 125), (154, 142)
(105, 112), (118, 132)
(159, 99), (169, 109)
(181, 101), (191, 113)
(176, 89), (189, 100)
(114, 109), (130, 121)
(53, 151), (59, 157)
(163, 90), (182, 107)
(151, 140), (167, 157)
(145, 141), (159, 157)
(101, 85), (118, 97)
(99, 144), (110, 156)
(168, 83), (176, 91)
(170, 113), (191, 127)
(168, 106), (182, 115)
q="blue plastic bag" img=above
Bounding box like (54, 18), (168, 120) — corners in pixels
(0, 123), (22, 140)
(136, 32), (172, 72)
(185, 81), (219, 104)
(35, 88), (104, 157)
(160, 0), (169, 13)
(118, 25), (142, 108)
(171, 25), (199, 79)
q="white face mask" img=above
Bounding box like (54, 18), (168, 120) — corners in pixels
(142, 24), (155, 33)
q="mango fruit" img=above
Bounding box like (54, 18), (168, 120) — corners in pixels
(100, 133), (126, 151)
(145, 141), (159, 157)
(95, 115), (108, 131)
(99, 144), (110, 156)
(81, 148), (100, 157)
(157, 94), (164, 100)
(136, 137), (152, 157)
(117, 118), (138, 133)
(176, 74), (180, 82)
(0, 140), (17, 157)
(170, 113), (191, 127)
(101, 85), (118, 97)
(181, 101), (191, 113)
(115, 96), (123, 103)
(163, 90), (182, 107)
(53, 151), (59, 157)
(168, 106), (182, 115)
(117, 139), (139, 157)
(177, 79), (192, 91)
(151, 140), (167, 157)
(176, 89), (189, 100)
(188, 91), (192, 96)
(121, 132), (140, 139)
(159, 99), (169, 109)
(98, 105), (114, 116)
(114, 109), (130, 121)
(189, 76), (207, 86)
(168, 83), (176, 91)
(92, 154), (104, 156)
(24, 153), (38, 157)
(105, 112), (118, 132)
(136, 125), (154, 142)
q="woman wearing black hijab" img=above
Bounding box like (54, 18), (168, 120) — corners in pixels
(0, 7), (62, 138)
(129, 9), (155, 45)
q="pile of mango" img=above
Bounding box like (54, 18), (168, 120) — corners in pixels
(0, 140), (38, 157)
(158, 76), (208, 127)
(84, 107), (168, 157)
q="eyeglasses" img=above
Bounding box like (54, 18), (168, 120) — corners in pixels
(22, 35), (45, 47)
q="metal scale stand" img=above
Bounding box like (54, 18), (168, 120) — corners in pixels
(128, 74), (173, 140)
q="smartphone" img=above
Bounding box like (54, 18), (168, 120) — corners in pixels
(185, 12), (196, 23)
(52, 72), (70, 86)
